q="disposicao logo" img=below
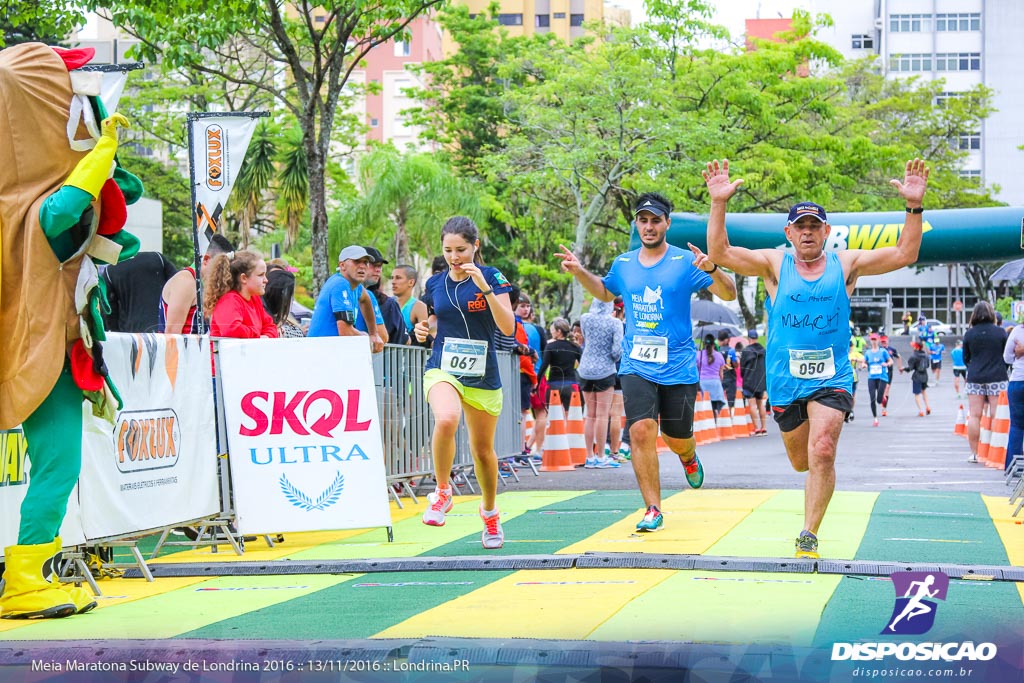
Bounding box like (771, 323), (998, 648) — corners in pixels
(884, 571), (948, 635)
(831, 571), (998, 663)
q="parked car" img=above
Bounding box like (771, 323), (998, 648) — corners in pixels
(893, 318), (952, 336)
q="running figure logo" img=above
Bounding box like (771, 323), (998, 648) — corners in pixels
(882, 571), (949, 635)
(642, 285), (664, 309)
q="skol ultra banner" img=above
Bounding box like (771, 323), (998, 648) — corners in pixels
(218, 337), (392, 535)
(0, 428), (86, 555)
(187, 112), (265, 258)
(639, 207), (1024, 265)
(79, 333), (219, 539)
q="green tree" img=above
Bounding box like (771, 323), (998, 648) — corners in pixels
(226, 120), (278, 249)
(1, 1), (82, 48)
(492, 34), (644, 317)
(405, 5), (522, 175)
(275, 126), (309, 251)
(90, 0), (445, 294)
(330, 144), (485, 268)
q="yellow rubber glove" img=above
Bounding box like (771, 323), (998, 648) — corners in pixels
(64, 114), (131, 200)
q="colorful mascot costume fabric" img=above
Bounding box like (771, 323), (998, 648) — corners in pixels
(0, 43), (142, 619)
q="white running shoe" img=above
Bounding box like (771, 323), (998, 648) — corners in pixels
(422, 488), (453, 526)
(480, 507), (504, 549)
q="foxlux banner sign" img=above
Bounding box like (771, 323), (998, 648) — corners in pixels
(188, 113), (261, 257)
(80, 333), (219, 539)
(2, 333), (216, 551)
(218, 337), (391, 534)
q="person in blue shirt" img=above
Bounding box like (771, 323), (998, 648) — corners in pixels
(929, 339), (946, 384)
(412, 216), (514, 549)
(863, 334), (892, 427)
(914, 315), (934, 345)
(307, 246), (384, 352)
(705, 157), (929, 559)
(557, 192), (737, 533)
(879, 334), (902, 415)
(951, 339), (967, 396)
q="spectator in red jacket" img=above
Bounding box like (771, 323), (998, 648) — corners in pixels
(205, 250), (279, 340)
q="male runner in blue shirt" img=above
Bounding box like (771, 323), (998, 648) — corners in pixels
(704, 158), (929, 558)
(557, 193), (737, 533)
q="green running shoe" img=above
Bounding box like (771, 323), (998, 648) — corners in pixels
(635, 505), (663, 532)
(683, 454), (704, 489)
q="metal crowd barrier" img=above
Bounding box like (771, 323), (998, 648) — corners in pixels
(374, 345), (523, 504)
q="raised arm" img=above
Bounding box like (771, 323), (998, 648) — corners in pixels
(843, 159), (929, 278)
(555, 245), (615, 302)
(703, 159), (779, 280)
(688, 242), (737, 301)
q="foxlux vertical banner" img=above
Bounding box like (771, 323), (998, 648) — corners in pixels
(218, 337), (392, 534)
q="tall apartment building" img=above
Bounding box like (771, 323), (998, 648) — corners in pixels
(442, 0), (607, 53)
(804, 0), (1024, 205)
(346, 15), (444, 151)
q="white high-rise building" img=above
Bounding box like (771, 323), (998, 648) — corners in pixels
(807, 0), (1024, 204)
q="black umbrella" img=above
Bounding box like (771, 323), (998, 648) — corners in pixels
(689, 298), (741, 325)
(692, 322), (743, 342)
(989, 258), (1024, 284)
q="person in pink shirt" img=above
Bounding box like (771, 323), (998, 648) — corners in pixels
(696, 334), (727, 418)
(205, 250), (279, 340)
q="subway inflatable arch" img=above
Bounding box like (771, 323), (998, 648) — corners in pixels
(630, 207), (1024, 265)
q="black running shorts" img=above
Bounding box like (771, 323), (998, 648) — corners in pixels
(579, 374), (616, 393)
(619, 374), (699, 439)
(770, 386), (854, 433)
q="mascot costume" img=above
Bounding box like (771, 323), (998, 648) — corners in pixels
(0, 43), (141, 619)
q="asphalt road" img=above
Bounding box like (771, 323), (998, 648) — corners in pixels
(508, 367), (1013, 498)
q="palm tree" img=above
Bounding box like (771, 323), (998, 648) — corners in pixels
(277, 126), (309, 250)
(336, 144), (485, 266)
(228, 121), (277, 249)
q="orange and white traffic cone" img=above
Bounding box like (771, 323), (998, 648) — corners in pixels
(987, 391), (1010, 469)
(567, 385), (587, 467)
(540, 390), (574, 472)
(953, 404), (967, 438)
(695, 392), (718, 446)
(977, 413), (993, 464)
(717, 401), (735, 440)
(731, 397), (750, 439)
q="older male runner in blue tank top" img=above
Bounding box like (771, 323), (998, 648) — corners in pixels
(557, 192), (738, 533)
(704, 159), (930, 559)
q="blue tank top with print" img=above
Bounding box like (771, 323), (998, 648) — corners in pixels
(766, 252), (853, 404)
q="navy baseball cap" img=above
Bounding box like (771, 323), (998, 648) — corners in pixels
(363, 246), (388, 264)
(786, 202), (827, 224)
(633, 196), (670, 217)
